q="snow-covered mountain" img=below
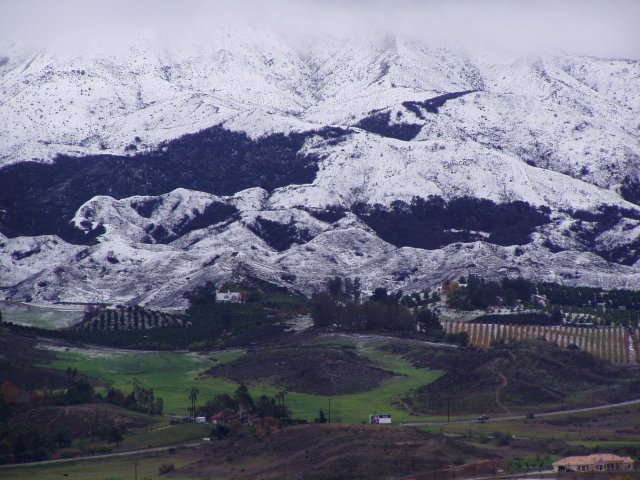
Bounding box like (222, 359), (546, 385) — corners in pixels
(1, 28), (640, 307)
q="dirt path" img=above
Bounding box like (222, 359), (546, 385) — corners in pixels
(0, 441), (205, 470)
(328, 332), (458, 349)
(401, 399), (430, 417)
(487, 356), (512, 414)
(494, 371), (511, 414)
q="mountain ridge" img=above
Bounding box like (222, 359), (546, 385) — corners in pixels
(2, 30), (640, 306)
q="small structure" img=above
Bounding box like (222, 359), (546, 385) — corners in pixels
(531, 294), (548, 307)
(369, 413), (392, 424)
(195, 416), (207, 424)
(216, 290), (242, 303)
(210, 412), (226, 424)
(552, 454), (634, 473)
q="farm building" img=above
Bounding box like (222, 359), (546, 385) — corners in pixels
(531, 294), (548, 306)
(369, 413), (392, 424)
(552, 453), (634, 473)
(210, 412), (226, 424)
(216, 290), (242, 303)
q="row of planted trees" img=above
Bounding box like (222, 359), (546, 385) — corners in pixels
(310, 277), (468, 345)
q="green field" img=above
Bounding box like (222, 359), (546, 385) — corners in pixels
(0, 301), (84, 329)
(115, 423), (210, 452)
(45, 340), (442, 423)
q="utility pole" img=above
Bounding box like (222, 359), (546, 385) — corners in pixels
(283, 391), (287, 423)
(134, 461), (138, 480)
(279, 390), (288, 422)
(328, 398), (331, 424)
(447, 399), (450, 423)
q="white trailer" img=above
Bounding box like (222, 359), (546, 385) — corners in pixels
(369, 413), (392, 424)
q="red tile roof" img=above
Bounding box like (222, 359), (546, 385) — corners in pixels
(553, 454), (634, 466)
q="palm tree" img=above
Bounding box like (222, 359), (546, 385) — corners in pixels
(188, 387), (199, 421)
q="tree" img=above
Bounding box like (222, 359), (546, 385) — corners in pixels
(184, 281), (217, 308)
(551, 308), (563, 324)
(344, 277), (362, 303)
(188, 387), (199, 421)
(415, 308), (442, 334)
(255, 395), (276, 417)
(326, 276), (343, 298)
(64, 378), (94, 404)
(199, 393), (237, 419)
(311, 292), (338, 327)
(107, 426), (124, 446)
(315, 409), (327, 423)
(0, 381), (20, 405)
(445, 331), (469, 347)
(370, 287), (390, 304)
(0, 394), (10, 423)
(52, 427), (72, 448)
(235, 383), (254, 414)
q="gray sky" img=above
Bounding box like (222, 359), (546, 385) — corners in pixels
(2, 0), (639, 59)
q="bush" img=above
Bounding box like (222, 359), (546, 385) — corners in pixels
(158, 463), (175, 474)
(58, 447), (82, 458)
(211, 424), (230, 440)
(494, 431), (512, 446)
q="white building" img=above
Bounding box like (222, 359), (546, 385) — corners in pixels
(552, 454), (634, 473)
(369, 413), (392, 424)
(216, 291), (242, 303)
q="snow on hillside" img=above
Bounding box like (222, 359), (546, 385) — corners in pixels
(2, 28), (640, 306)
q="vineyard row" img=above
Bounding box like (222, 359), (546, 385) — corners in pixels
(444, 321), (640, 364)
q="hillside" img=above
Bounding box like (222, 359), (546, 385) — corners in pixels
(0, 329), (71, 391)
(387, 340), (640, 415)
(207, 344), (396, 395)
(174, 423), (494, 480)
(1, 29), (640, 306)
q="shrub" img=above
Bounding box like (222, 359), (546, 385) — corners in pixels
(158, 463), (175, 474)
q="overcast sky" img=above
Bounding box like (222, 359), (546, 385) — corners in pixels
(2, 0), (639, 59)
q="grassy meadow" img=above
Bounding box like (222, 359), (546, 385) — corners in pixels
(44, 339), (443, 424)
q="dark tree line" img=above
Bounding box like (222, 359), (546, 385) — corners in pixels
(197, 383), (291, 423)
(447, 275), (536, 310)
(354, 196), (551, 250)
(402, 90), (477, 117)
(356, 111), (422, 141)
(247, 216), (313, 252)
(566, 205), (640, 265)
(0, 125), (348, 240)
(1, 281), (291, 350)
(537, 282), (640, 310)
(105, 385), (163, 416)
(310, 277), (467, 344)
